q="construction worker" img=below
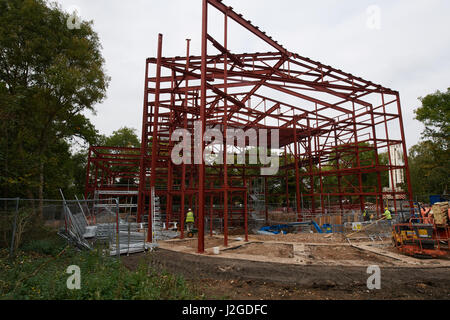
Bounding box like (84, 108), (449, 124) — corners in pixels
(186, 208), (195, 231)
(363, 207), (370, 222)
(383, 207), (392, 225)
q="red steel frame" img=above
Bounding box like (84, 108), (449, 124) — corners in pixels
(85, 146), (140, 201)
(87, 0), (414, 253)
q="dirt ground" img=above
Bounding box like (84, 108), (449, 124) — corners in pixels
(163, 238), (239, 250)
(308, 245), (392, 264)
(123, 247), (450, 300)
(249, 233), (347, 243)
(227, 242), (294, 259)
(158, 235), (441, 267)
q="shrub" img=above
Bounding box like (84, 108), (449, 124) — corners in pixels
(0, 248), (201, 300)
(21, 238), (66, 255)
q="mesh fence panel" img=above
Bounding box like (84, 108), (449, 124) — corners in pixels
(0, 197), (157, 258)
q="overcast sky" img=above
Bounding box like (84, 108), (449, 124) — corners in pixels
(55, 0), (450, 149)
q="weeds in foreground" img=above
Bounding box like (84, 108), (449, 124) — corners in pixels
(0, 239), (201, 300)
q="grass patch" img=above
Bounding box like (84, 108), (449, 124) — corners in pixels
(0, 236), (202, 300)
(21, 238), (66, 256)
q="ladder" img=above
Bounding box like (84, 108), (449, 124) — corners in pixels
(151, 187), (162, 242)
(248, 178), (266, 228)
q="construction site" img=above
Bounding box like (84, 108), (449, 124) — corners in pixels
(3, 0), (448, 301)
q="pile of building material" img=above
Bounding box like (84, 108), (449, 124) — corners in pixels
(57, 201), (92, 250)
(268, 211), (297, 224)
(344, 219), (392, 241)
(108, 223), (180, 255)
(57, 195), (169, 256)
(431, 202), (449, 226)
(156, 230), (180, 241)
(109, 222), (152, 256)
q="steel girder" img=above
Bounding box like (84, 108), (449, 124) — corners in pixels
(112, 0), (413, 252)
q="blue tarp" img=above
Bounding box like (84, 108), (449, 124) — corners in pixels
(258, 221), (342, 234)
(430, 195), (443, 205)
(259, 221), (330, 234)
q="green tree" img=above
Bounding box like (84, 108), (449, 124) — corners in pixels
(415, 88), (450, 147)
(100, 127), (140, 148)
(409, 141), (449, 199)
(408, 88), (450, 198)
(97, 127), (141, 187)
(0, 0), (109, 215)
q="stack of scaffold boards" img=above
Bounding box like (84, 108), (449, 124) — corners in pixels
(431, 202), (449, 226)
(57, 196), (179, 256)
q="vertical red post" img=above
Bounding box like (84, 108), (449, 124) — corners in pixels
(210, 183), (213, 237)
(166, 69), (176, 230)
(381, 93), (398, 214)
(293, 120), (302, 221)
(84, 147), (92, 199)
(352, 100), (365, 213)
(244, 181), (248, 242)
(223, 10), (229, 247)
(94, 165), (98, 190)
(138, 60), (150, 223)
(180, 39), (191, 240)
(264, 177), (268, 222)
(333, 125), (344, 216)
(307, 118), (315, 215)
(314, 103), (325, 218)
(368, 103), (383, 218)
(147, 33), (163, 242)
(197, 0), (208, 253)
(284, 147), (290, 209)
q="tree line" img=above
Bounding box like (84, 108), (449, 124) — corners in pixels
(0, 1), (141, 211)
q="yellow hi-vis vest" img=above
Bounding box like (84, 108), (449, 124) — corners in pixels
(384, 209), (392, 220)
(186, 210), (194, 223)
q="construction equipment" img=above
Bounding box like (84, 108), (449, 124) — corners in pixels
(392, 217), (450, 258)
(187, 228), (198, 238)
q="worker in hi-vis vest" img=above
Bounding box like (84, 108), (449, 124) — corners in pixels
(383, 207), (392, 225)
(186, 208), (195, 231)
(363, 207), (370, 222)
